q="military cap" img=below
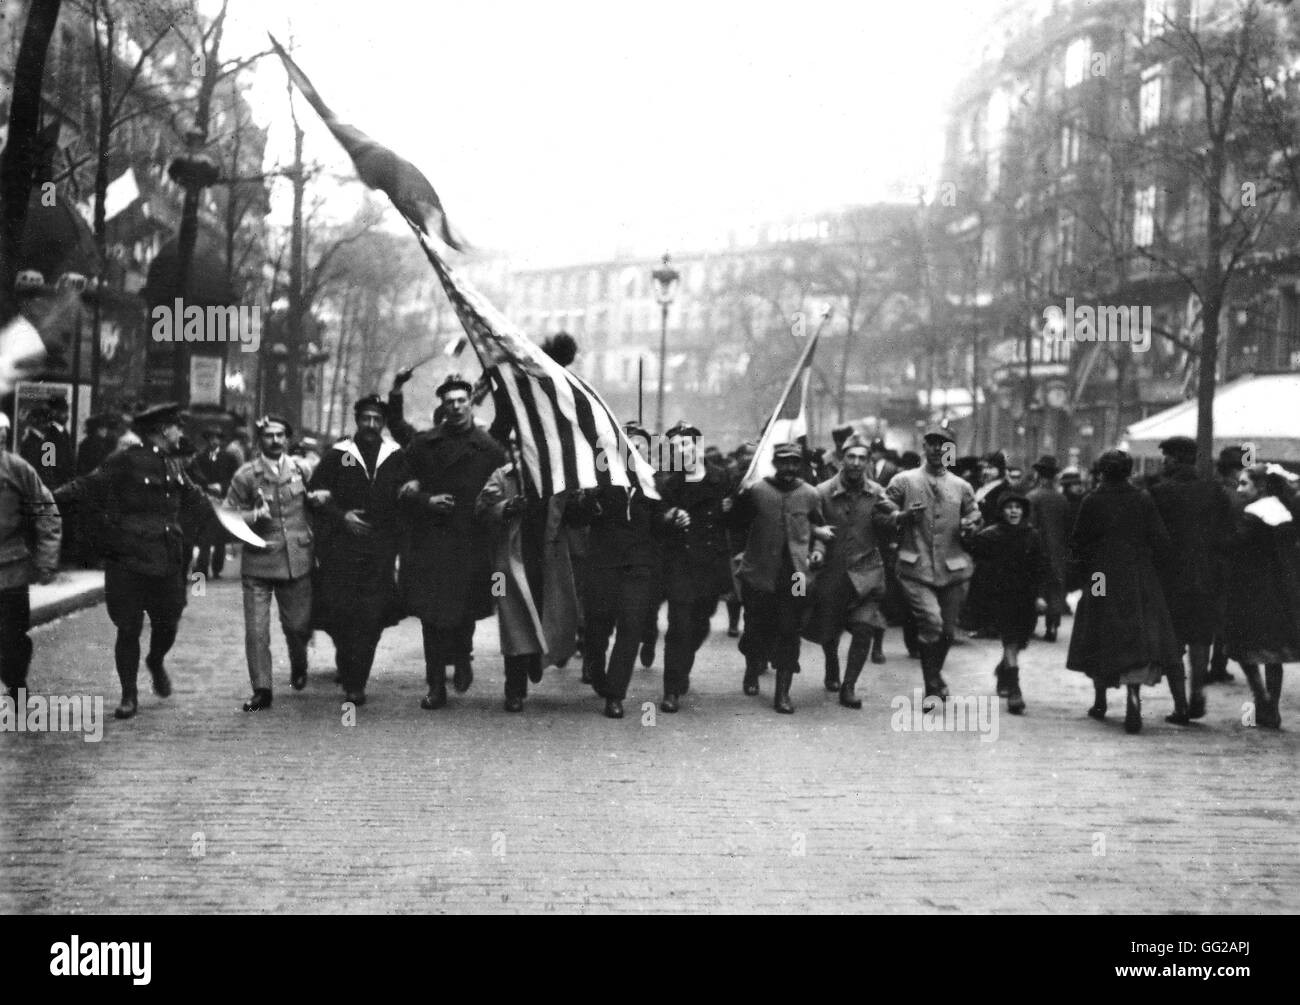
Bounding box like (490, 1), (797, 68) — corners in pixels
(254, 413), (293, 438)
(665, 421), (702, 439)
(353, 394), (388, 419)
(132, 401), (184, 431)
(921, 426), (956, 444)
(772, 441), (803, 460)
(623, 422), (650, 441)
(436, 373), (474, 398)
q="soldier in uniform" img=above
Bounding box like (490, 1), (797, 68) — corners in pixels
(55, 402), (205, 719)
(225, 415), (325, 712)
(395, 374), (505, 709)
(807, 435), (899, 709)
(308, 395), (405, 706)
(655, 421), (735, 713)
(885, 427), (981, 701)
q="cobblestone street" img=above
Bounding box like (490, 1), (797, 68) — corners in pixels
(2, 565), (1296, 914)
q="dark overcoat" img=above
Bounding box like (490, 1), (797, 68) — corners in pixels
(395, 422), (505, 627)
(307, 437), (404, 633)
(1148, 464), (1234, 644)
(656, 466), (735, 604)
(1222, 495), (1300, 665)
(1065, 481), (1181, 685)
(966, 518), (1054, 646)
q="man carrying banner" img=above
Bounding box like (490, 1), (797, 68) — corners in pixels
(885, 427), (980, 701)
(308, 395), (404, 707)
(398, 374), (505, 709)
(729, 441), (828, 714)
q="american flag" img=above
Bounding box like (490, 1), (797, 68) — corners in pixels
(416, 229), (659, 500)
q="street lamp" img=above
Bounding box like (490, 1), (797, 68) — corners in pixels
(651, 252), (680, 432)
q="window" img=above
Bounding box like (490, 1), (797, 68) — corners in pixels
(1065, 37), (1092, 88)
(1060, 120), (1081, 169)
(1134, 186), (1157, 247)
(1140, 66), (1162, 133)
(1057, 211), (1076, 267)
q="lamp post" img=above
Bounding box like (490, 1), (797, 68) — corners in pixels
(167, 129), (220, 404)
(651, 252), (680, 432)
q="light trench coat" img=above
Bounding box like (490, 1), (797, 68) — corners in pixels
(475, 463), (578, 666)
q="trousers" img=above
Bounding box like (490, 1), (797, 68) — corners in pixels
(241, 574), (312, 691)
(738, 584), (808, 674)
(663, 595), (719, 693)
(0, 585), (33, 691)
(896, 577), (969, 645)
(104, 563), (186, 692)
(583, 567), (655, 701)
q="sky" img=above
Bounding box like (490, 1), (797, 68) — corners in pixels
(218, 0), (997, 266)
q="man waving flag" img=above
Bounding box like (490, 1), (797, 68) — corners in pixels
(273, 38), (657, 501)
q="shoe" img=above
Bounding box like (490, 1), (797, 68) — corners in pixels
(660, 693), (679, 714)
(1124, 704), (1142, 734)
(452, 660), (473, 694)
(1257, 704), (1282, 729)
(527, 661), (544, 684)
(743, 659), (761, 697)
(727, 628), (740, 638)
(773, 668), (795, 714)
(290, 667), (308, 691)
(839, 684), (862, 710)
(824, 673), (840, 692)
(1165, 711), (1191, 725)
(639, 641), (656, 668)
(1087, 704), (1106, 721)
(1006, 666), (1025, 715)
(242, 690), (273, 712)
(420, 686), (447, 710)
(146, 656), (172, 698)
(871, 648), (886, 665)
(905, 646), (920, 659)
(343, 690), (366, 707)
(504, 695), (524, 713)
(1188, 693), (1206, 719)
(604, 697), (624, 719)
(1043, 627), (1057, 643)
(113, 694), (138, 720)
(1206, 667), (1234, 684)
(994, 659), (1009, 698)
(870, 631), (886, 664)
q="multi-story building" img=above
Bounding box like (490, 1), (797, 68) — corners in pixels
(934, 0), (1300, 467)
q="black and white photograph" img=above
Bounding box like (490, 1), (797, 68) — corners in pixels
(0, 0), (1297, 941)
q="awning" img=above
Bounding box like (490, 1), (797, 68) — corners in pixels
(1125, 373), (1300, 461)
(16, 189), (101, 279)
(141, 234), (238, 308)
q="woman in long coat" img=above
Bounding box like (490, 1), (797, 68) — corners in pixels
(1222, 464), (1300, 729)
(1066, 450), (1181, 733)
(475, 461), (579, 712)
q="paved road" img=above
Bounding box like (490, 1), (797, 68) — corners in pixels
(2, 565), (1297, 914)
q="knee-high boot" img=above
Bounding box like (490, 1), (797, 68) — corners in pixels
(840, 633), (869, 709)
(823, 643), (841, 692)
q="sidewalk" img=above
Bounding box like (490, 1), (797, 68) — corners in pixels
(29, 569), (105, 627)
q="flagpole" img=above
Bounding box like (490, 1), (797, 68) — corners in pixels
(740, 307), (832, 489)
(638, 357), (643, 427)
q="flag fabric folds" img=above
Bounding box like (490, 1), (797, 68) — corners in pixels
(0, 314), (47, 396)
(415, 229), (659, 500)
(741, 322), (825, 490)
(268, 34), (464, 251)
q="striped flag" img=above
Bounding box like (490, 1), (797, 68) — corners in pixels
(269, 34), (465, 251)
(416, 229), (658, 500)
(741, 314), (827, 489)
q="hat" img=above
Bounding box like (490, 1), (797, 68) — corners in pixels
(1032, 455), (1060, 476)
(772, 441), (803, 460)
(254, 413), (293, 438)
(999, 491), (1030, 511)
(132, 401), (184, 432)
(353, 394), (388, 420)
(983, 450), (1008, 471)
(868, 437), (887, 454)
(830, 424), (854, 450)
(623, 422), (650, 442)
(922, 427), (955, 444)
(436, 373), (474, 398)
(1059, 466), (1083, 485)
(666, 421), (702, 439)
(1216, 445), (1247, 472)
(1159, 435), (1198, 462)
(840, 434), (870, 455)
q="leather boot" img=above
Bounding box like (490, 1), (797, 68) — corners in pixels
(920, 642), (948, 700)
(146, 654), (172, 698)
(743, 656), (762, 696)
(933, 636), (952, 697)
(1187, 644), (1209, 719)
(823, 645), (841, 692)
(870, 628), (886, 664)
(1165, 665), (1191, 725)
(839, 655), (865, 710)
(1263, 665), (1284, 729)
(1124, 686), (1143, 734)
(422, 663), (448, 710)
(994, 658), (1009, 698)
(1006, 664), (1025, 715)
(773, 667), (794, 714)
(242, 688), (272, 712)
(452, 657), (474, 694)
(1043, 615), (1058, 643)
(114, 686), (139, 720)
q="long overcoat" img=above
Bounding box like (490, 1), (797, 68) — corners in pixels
(1065, 481), (1181, 685)
(476, 463), (579, 665)
(395, 423), (505, 627)
(1222, 495), (1300, 665)
(1148, 464), (1234, 644)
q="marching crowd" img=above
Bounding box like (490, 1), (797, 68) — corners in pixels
(2, 358), (1299, 735)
